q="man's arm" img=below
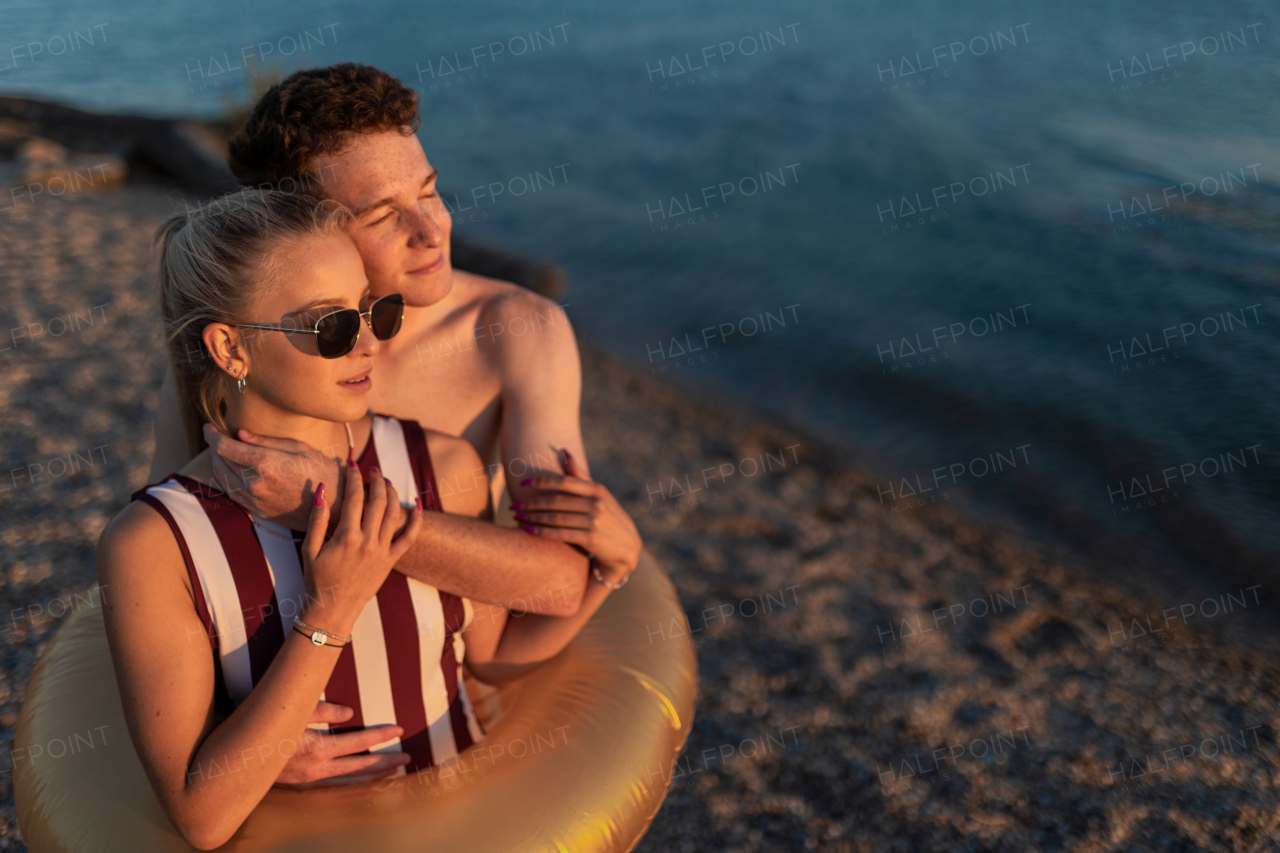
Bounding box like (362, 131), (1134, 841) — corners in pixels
(488, 290), (642, 574)
(204, 426), (588, 616)
(150, 368), (588, 616)
(402, 427), (588, 615)
(489, 290), (592, 488)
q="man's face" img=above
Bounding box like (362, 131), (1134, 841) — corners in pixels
(310, 130), (453, 307)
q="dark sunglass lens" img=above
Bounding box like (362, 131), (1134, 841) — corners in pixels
(315, 309), (361, 358)
(370, 294), (404, 341)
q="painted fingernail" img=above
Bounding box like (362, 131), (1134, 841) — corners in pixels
(563, 448), (573, 461)
(313, 484), (325, 506)
(521, 478), (534, 486)
(415, 496), (423, 511)
(510, 501), (524, 510)
(348, 456), (359, 469)
(522, 525), (539, 534)
(514, 513), (527, 521)
(371, 467), (381, 477)
(347, 445), (355, 466)
(384, 477), (393, 489)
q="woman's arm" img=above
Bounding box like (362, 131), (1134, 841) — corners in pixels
(100, 502), (347, 849)
(100, 471), (420, 849)
(463, 574), (619, 686)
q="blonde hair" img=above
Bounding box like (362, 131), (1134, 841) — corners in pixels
(155, 189), (353, 458)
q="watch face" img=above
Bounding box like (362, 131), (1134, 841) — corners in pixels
(311, 631), (326, 646)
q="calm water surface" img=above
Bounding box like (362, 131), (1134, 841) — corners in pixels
(4, 0), (1277, 594)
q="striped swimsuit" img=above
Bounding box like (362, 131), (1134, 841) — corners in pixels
(134, 415), (484, 773)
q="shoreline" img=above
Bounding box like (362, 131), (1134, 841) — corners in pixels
(584, 335), (1280, 660)
(0, 132), (1277, 849)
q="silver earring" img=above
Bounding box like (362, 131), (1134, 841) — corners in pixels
(236, 371), (247, 394)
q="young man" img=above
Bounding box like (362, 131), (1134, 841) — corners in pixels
(147, 64), (641, 785)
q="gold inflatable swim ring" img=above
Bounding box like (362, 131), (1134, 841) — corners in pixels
(15, 550), (697, 852)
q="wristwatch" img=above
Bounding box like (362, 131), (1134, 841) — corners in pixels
(293, 618), (350, 647)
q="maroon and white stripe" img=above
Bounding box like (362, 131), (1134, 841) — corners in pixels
(137, 416), (483, 773)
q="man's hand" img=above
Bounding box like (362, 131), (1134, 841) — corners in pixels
(206, 424), (344, 530)
(272, 701), (411, 788)
(513, 449), (642, 579)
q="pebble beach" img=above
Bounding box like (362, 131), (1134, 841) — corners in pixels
(0, 165), (1278, 852)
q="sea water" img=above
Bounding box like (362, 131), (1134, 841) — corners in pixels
(3, 0), (1277, 590)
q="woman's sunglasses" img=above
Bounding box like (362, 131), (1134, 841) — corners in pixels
(233, 293), (404, 358)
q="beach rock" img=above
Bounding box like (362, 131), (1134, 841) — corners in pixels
(0, 96), (235, 195)
(4, 137), (127, 192)
(0, 119), (34, 143)
(0, 119), (36, 163)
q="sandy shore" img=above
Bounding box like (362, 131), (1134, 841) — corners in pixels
(1, 177), (1278, 852)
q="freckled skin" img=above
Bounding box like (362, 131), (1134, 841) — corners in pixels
(310, 131), (586, 498)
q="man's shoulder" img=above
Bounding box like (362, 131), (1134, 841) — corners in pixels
(453, 269), (565, 322)
(451, 270), (574, 352)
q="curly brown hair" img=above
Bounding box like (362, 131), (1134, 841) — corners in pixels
(228, 63), (420, 192)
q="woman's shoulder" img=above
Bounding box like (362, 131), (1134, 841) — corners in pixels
(422, 430), (483, 471)
(96, 496), (186, 584)
(369, 415), (486, 515)
(102, 493), (171, 542)
(422, 430), (488, 518)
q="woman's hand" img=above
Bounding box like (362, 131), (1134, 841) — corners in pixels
(206, 424), (344, 531)
(513, 450), (641, 583)
(300, 460), (423, 637)
(273, 701), (411, 788)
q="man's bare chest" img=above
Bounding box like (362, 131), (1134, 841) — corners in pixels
(368, 340), (503, 458)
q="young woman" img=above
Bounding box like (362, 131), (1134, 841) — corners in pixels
(98, 189), (632, 850)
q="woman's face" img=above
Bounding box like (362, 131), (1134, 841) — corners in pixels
(205, 232), (381, 427)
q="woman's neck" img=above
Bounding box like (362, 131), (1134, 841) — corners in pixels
(225, 396), (367, 461)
